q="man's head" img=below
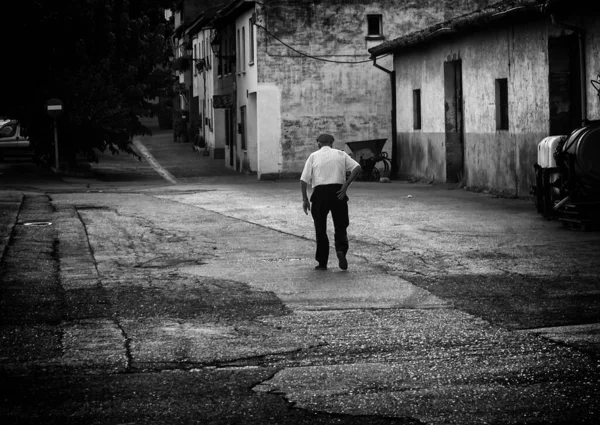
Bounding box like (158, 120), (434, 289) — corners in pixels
(317, 133), (334, 148)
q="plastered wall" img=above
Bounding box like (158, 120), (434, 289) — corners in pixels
(394, 15), (600, 195)
(254, 0), (492, 176)
(585, 14), (600, 120)
(256, 84), (283, 179)
(235, 8), (259, 173)
(461, 22), (550, 194)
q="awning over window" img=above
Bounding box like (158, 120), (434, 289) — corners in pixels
(213, 94), (233, 109)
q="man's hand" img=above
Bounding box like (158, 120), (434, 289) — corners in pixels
(301, 180), (311, 214)
(337, 165), (362, 200)
(303, 199), (311, 215)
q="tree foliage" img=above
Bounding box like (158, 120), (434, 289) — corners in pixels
(0, 0), (173, 166)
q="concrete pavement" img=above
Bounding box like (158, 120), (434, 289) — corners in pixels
(134, 147), (600, 329)
(34, 125), (600, 353)
(87, 122), (240, 186)
(1, 125), (600, 423)
(103, 129), (600, 416)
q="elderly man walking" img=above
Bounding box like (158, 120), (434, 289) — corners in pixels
(300, 133), (362, 270)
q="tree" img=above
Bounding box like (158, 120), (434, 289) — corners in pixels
(0, 0), (174, 167)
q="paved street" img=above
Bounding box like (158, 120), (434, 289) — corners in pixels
(1, 125), (599, 424)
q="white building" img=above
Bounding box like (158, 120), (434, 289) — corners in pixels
(369, 0), (600, 195)
(210, 0), (491, 178)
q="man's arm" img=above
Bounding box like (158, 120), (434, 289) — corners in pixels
(301, 180), (310, 214)
(300, 155), (313, 215)
(336, 165), (362, 200)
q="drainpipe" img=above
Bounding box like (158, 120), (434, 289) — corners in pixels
(372, 55), (398, 178)
(545, 1), (587, 123)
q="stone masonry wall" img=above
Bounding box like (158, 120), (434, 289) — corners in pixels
(255, 0), (501, 174)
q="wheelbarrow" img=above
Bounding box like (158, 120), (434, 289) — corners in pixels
(345, 138), (391, 181)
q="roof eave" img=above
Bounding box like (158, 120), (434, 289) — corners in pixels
(186, 6), (223, 35)
(213, 0), (254, 27)
(369, 0), (545, 58)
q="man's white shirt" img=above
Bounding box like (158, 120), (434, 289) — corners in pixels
(300, 146), (360, 187)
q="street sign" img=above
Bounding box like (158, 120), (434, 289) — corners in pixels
(46, 98), (63, 118)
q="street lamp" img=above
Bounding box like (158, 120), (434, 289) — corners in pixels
(210, 32), (221, 57)
(184, 42), (208, 72)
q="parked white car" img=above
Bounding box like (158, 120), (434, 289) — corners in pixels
(0, 120), (31, 161)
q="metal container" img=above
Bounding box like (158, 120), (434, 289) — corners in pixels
(537, 135), (566, 168)
(562, 121), (600, 188)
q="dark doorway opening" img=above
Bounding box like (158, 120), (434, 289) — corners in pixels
(548, 34), (582, 135)
(444, 59), (464, 182)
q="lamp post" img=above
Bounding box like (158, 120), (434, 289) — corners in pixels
(45, 98), (63, 172)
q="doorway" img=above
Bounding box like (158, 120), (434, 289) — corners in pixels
(444, 59), (464, 182)
(548, 34), (582, 135)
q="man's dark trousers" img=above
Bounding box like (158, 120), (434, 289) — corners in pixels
(310, 184), (349, 267)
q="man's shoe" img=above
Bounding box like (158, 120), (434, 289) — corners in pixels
(314, 265), (327, 270)
(336, 251), (348, 270)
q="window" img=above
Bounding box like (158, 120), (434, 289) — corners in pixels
(225, 36), (230, 74)
(413, 89), (422, 130)
(223, 36), (229, 74)
(225, 109), (233, 148)
(217, 36), (223, 76)
(237, 29), (241, 72)
(242, 26), (246, 72)
(367, 14), (382, 37)
(495, 78), (509, 130)
(0, 121), (17, 137)
(240, 105), (247, 150)
(249, 18), (255, 65)
(229, 33), (235, 74)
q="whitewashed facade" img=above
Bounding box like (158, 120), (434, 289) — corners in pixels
(211, 0), (495, 178)
(369, 0), (600, 195)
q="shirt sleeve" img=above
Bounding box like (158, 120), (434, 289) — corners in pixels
(344, 152), (360, 172)
(300, 154), (313, 185)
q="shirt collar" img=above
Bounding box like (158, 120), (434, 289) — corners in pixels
(320, 146), (332, 151)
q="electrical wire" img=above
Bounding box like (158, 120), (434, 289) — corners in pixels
(255, 23), (382, 64)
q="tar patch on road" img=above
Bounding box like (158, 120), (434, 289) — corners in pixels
(105, 274), (290, 322)
(411, 273), (600, 331)
(0, 368), (423, 424)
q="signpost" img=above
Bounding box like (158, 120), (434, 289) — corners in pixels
(45, 98), (63, 172)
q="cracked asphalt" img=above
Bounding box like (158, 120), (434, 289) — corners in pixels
(0, 126), (599, 424)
